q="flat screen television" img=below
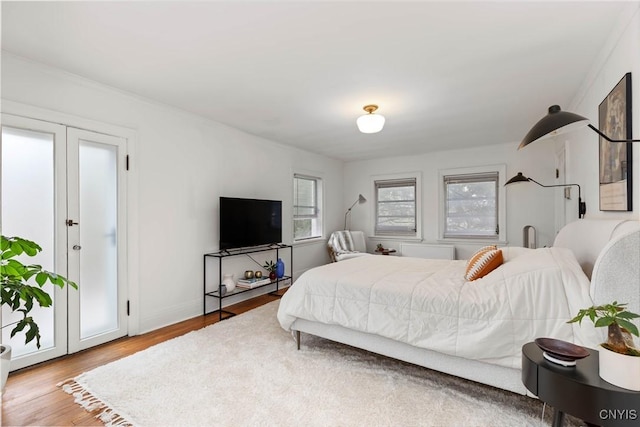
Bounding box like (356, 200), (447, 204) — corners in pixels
(219, 197), (282, 250)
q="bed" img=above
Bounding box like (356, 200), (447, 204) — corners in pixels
(277, 219), (640, 395)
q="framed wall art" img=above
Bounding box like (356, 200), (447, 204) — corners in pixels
(599, 72), (632, 211)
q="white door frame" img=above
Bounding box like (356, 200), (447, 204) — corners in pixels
(66, 127), (129, 353)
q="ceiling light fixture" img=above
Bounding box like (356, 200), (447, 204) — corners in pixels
(519, 105), (640, 149)
(356, 105), (385, 134)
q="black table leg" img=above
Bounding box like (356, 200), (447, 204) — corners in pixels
(552, 409), (565, 427)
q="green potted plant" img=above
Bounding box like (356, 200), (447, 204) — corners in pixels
(263, 260), (277, 281)
(568, 301), (640, 390)
(1, 235), (77, 391)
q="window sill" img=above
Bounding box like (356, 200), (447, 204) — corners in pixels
(437, 238), (509, 246)
(369, 235), (422, 242)
(293, 237), (325, 247)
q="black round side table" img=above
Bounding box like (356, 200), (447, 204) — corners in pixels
(522, 342), (640, 427)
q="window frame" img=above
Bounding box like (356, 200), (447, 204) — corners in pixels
(372, 172), (422, 239)
(438, 165), (507, 243)
(293, 173), (323, 242)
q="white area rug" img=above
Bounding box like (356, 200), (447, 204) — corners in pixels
(60, 301), (576, 426)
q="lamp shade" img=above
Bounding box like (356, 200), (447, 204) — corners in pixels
(519, 105), (589, 149)
(357, 105), (385, 134)
(504, 172), (531, 185)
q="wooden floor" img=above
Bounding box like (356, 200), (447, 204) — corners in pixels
(1, 293), (282, 426)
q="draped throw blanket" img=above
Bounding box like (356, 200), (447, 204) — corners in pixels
(328, 230), (357, 255)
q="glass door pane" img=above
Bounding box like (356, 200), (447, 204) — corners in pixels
(78, 140), (119, 338)
(1, 127), (55, 354)
(1, 116), (68, 370)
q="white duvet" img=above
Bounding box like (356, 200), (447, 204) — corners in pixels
(278, 247), (602, 369)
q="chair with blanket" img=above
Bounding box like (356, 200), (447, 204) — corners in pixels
(327, 230), (370, 262)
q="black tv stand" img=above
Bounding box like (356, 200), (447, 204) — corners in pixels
(203, 244), (293, 320)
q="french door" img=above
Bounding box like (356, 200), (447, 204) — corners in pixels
(1, 114), (128, 369)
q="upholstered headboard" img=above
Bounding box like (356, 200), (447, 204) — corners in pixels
(590, 228), (640, 316)
(553, 219), (640, 317)
(553, 219), (640, 279)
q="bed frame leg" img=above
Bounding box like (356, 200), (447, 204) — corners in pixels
(295, 330), (301, 350)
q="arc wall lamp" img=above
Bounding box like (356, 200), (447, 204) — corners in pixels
(519, 105), (640, 149)
(344, 194), (367, 230)
(505, 172), (586, 218)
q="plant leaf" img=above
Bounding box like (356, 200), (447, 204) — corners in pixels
(618, 311), (640, 320)
(9, 240), (24, 256)
(1, 249), (16, 260)
(35, 272), (48, 286)
(0, 236), (10, 251)
(595, 317), (615, 328)
(617, 319), (640, 337)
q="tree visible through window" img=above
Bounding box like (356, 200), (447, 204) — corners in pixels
(375, 178), (416, 236)
(443, 172), (499, 239)
(293, 175), (322, 241)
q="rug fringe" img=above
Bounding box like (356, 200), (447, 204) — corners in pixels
(57, 377), (135, 427)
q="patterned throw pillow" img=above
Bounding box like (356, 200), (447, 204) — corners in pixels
(473, 245), (498, 254)
(465, 246), (503, 281)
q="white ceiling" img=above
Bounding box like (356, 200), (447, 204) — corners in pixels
(1, 1), (633, 161)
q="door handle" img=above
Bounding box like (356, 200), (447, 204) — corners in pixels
(72, 245), (81, 250)
(66, 219), (79, 226)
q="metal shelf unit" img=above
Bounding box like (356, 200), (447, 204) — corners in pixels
(203, 244), (293, 320)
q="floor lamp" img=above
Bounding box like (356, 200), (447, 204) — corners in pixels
(505, 172), (586, 218)
(344, 194), (366, 230)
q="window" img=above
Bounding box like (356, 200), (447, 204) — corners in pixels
(293, 174), (323, 241)
(442, 171), (501, 239)
(375, 177), (417, 236)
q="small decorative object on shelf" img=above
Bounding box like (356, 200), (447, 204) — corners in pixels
(375, 244), (396, 255)
(263, 260), (277, 280)
(244, 270), (254, 280)
(276, 258), (285, 279)
(534, 337), (589, 367)
(222, 273), (236, 292)
(237, 276), (272, 289)
(220, 284), (227, 296)
(255, 271), (263, 279)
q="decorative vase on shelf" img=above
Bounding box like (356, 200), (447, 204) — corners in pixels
(275, 258), (285, 279)
(269, 271), (276, 280)
(599, 345), (640, 391)
(222, 273), (236, 292)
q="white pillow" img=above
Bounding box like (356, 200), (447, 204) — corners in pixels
(500, 246), (535, 262)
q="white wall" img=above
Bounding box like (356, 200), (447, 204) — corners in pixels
(1, 54), (344, 334)
(344, 140), (559, 260)
(564, 4), (640, 222)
